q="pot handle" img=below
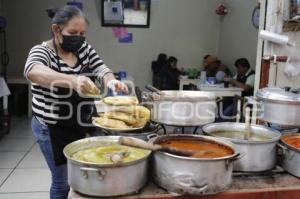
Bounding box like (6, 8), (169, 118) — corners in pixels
(277, 143), (295, 159)
(277, 142), (287, 157)
(80, 167), (106, 181)
(226, 153), (243, 170)
(141, 92), (154, 102)
(277, 143), (287, 151)
(147, 133), (158, 140)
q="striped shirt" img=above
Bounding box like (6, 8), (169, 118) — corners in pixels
(24, 41), (112, 124)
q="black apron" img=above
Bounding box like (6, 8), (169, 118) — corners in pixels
(236, 70), (255, 97)
(48, 88), (97, 165)
(48, 42), (97, 165)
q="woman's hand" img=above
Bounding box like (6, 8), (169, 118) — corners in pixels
(72, 76), (100, 95)
(107, 79), (129, 94)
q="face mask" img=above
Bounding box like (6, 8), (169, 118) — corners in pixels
(60, 35), (85, 52)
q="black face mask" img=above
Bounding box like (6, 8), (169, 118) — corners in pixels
(60, 35), (85, 52)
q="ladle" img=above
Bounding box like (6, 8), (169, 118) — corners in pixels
(244, 107), (251, 140)
(119, 137), (214, 157)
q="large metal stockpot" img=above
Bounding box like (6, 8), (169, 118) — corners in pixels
(256, 87), (300, 126)
(149, 134), (240, 195)
(63, 136), (151, 197)
(148, 91), (216, 126)
(278, 134), (300, 178)
(203, 122), (281, 172)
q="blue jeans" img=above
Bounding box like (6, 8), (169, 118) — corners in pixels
(31, 116), (70, 199)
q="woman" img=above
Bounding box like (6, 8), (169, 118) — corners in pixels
(151, 53), (167, 89)
(203, 55), (231, 78)
(24, 6), (127, 199)
(161, 56), (181, 90)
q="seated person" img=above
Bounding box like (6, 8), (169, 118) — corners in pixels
(151, 53), (167, 89)
(161, 56), (181, 90)
(202, 54), (211, 67)
(203, 55), (231, 78)
(220, 58), (255, 121)
(224, 58), (255, 97)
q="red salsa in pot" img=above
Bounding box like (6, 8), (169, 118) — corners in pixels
(282, 135), (300, 149)
(159, 139), (234, 158)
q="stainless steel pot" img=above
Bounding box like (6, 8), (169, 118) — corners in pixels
(278, 134), (300, 177)
(146, 90), (216, 126)
(256, 87), (300, 126)
(103, 123), (162, 141)
(63, 136), (151, 197)
(203, 122), (281, 172)
(149, 134), (241, 195)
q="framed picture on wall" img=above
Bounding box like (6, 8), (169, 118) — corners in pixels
(101, 0), (151, 28)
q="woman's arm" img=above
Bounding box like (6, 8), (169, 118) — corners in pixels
(24, 45), (75, 88)
(27, 64), (76, 88)
(28, 64), (95, 94)
(24, 45), (100, 94)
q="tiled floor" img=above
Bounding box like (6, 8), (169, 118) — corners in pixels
(0, 117), (50, 199)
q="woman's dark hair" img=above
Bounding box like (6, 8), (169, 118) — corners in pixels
(46, 5), (89, 26)
(168, 56), (178, 65)
(235, 58), (250, 69)
(156, 53), (167, 64)
(203, 54), (210, 60)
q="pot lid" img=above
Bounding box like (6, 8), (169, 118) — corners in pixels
(256, 87), (300, 103)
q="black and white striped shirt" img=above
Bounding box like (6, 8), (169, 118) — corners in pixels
(24, 41), (112, 124)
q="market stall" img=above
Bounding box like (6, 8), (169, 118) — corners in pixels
(65, 87), (300, 199)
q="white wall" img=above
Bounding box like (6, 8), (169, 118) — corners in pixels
(3, 0), (221, 88)
(217, 0), (258, 73)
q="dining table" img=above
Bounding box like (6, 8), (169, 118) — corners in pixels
(179, 78), (244, 122)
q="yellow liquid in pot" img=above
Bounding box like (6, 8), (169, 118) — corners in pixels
(71, 145), (147, 164)
(211, 131), (272, 141)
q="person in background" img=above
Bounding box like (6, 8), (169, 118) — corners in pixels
(24, 6), (127, 199)
(203, 55), (217, 76)
(151, 53), (167, 89)
(161, 56), (181, 90)
(224, 58), (255, 97)
(220, 58), (255, 121)
(202, 54), (211, 68)
(203, 55), (231, 78)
